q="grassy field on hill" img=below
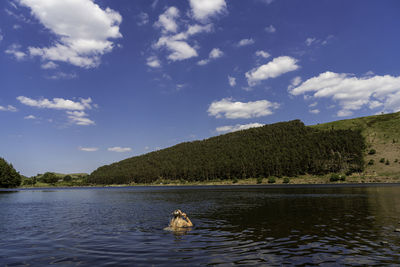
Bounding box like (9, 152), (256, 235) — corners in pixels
(313, 112), (400, 179)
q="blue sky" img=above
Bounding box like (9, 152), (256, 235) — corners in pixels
(1, 0), (400, 176)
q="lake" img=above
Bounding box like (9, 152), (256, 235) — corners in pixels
(1, 184), (400, 266)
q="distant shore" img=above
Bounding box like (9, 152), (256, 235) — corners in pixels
(17, 175), (400, 189)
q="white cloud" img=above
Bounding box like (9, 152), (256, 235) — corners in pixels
(41, 61), (58, 69)
(154, 7), (179, 33)
(108, 146), (132, 153)
(287, 76), (302, 91)
(45, 72), (77, 80)
(228, 76), (236, 87)
(197, 47), (223, 65)
(308, 102), (318, 107)
(309, 109), (320, 114)
(197, 59), (209, 66)
(17, 96), (92, 110)
(18, 0), (122, 68)
(156, 37), (198, 61)
(79, 146), (98, 152)
(255, 50), (270, 59)
(0, 29), (3, 42)
(216, 123), (263, 133)
(13, 24), (21, 30)
(246, 56), (299, 86)
(146, 56), (161, 68)
(237, 38), (255, 47)
(209, 48), (223, 59)
(137, 12), (149, 26)
(154, 23), (212, 62)
(208, 97), (280, 119)
(17, 96), (95, 126)
(0, 105), (17, 112)
(66, 111), (95, 126)
(290, 71), (400, 117)
(305, 37), (316, 46)
(24, 115), (36, 119)
(189, 0), (227, 21)
(265, 25), (276, 33)
(5, 44), (26, 60)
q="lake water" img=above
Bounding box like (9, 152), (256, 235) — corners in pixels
(1, 185), (400, 266)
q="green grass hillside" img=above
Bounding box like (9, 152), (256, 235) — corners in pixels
(313, 112), (400, 178)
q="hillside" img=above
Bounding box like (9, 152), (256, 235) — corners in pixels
(88, 120), (364, 185)
(313, 112), (400, 178)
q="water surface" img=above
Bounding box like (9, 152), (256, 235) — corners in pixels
(1, 184), (400, 266)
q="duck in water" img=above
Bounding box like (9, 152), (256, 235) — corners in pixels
(169, 209), (193, 229)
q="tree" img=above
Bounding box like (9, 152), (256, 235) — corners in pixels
(63, 175), (72, 182)
(0, 158), (22, 188)
(41, 172), (59, 184)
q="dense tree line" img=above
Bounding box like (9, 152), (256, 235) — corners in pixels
(88, 120), (365, 184)
(0, 157), (22, 188)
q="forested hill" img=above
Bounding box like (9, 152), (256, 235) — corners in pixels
(88, 120), (365, 184)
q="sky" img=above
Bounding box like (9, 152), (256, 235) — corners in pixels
(1, 0), (400, 177)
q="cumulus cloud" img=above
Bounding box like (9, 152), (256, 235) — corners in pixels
(0, 29), (3, 42)
(154, 7), (179, 33)
(41, 61), (58, 69)
(0, 105), (17, 112)
(208, 97), (280, 119)
(154, 15), (213, 62)
(309, 109), (320, 114)
(237, 38), (255, 47)
(17, 96), (95, 126)
(209, 48), (223, 59)
(246, 56), (299, 86)
(287, 76), (302, 91)
(305, 37), (316, 46)
(5, 44), (26, 60)
(228, 76), (236, 87)
(189, 0), (227, 21)
(108, 146), (132, 153)
(137, 12), (149, 26)
(45, 72), (77, 80)
(24, 115), (36, 119)
(216, 123), (263, 133)
(66, 111), (95, 126)
(17, 96), (93, 110)
(18, 0), (122, 68)
(146, 56), (161, 68)
(197, 47), (223, 65)
(265, 25), (276, 33)
(255, 50), (270, 59)
(79, 146), (98, 152)
(289, 71), (400, 117)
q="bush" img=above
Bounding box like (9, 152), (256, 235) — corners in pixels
(340, 175), (346, 181)
(232, 177), (238, 184)
(368, 149), (376, 155)
(41, 172), (59, 184)
(330, 173), (340, 182)
(368, 159), (374, 165)
(268, 177), (276, 184)
(63, 175), (72, 182)
(283, 177), (290, 184)
(380, 158), (385, 163)
(395, 159), (398, 163)
(385, 160), (390, 165)
(256, 177), (263, 184)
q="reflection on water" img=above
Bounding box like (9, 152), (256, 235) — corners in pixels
(0, 185), (400, 266)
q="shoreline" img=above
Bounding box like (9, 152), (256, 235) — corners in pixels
(15, 175), (400, 189)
